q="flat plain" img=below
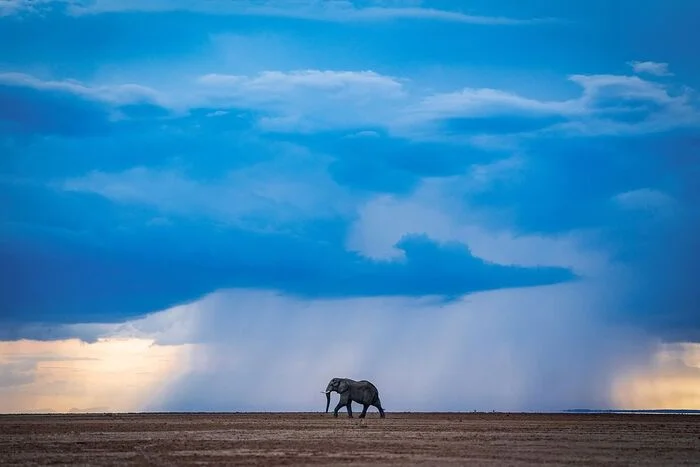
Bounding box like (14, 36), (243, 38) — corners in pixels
(1, 412), (699, 465)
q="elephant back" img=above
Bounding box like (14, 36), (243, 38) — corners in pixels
(358, 380), (378, 393)
(357, 380), (380, 404)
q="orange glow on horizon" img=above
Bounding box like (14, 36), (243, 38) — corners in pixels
(2, 337), (699, 412)
(0, 338), (195, 413)
(612, 343), (700, 409)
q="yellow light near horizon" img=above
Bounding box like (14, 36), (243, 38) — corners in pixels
(0, 338), (195, 413)
(612, 343), (700, 409)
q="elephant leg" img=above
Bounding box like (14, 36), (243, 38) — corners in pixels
(359, 404), (369, 418)
(346, 402), (353, 418)
(335, 394), (351, 418)
(333, 401), (345, 418)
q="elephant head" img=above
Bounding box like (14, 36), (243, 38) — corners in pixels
(323, 378), (349, 412)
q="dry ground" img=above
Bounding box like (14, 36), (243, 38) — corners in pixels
(1, 412), (699, 465)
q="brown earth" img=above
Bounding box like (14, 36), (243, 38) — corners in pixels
(1, 412), (699, 466)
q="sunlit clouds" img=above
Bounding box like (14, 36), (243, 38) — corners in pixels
(0, 338), (195, 413)
(2, 290), (699, 413)
(612, 343), (700, 410)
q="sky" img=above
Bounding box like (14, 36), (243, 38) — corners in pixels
(1, 0), (700, 413)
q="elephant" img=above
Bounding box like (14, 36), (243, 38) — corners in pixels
(322, 377), (385, 418)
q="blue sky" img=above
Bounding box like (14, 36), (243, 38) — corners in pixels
(1, 0), (700, 412)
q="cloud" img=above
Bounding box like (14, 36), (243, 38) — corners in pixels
(450, 130), (700, 341)
(0, 72), (167, 136)
(3, 285), (654, 412)
(0, 76), (110, 136)
(5, 66), (698, 141)
(205, 110), (228, 117)
(294, 130), (499, 194)
(1, 216), (575, 330)
(197, 69), (403, 94)
(413, 87), (573, 118)
(5, 286), (700, 413)
(190, 67), (699, 139)
(61, 143), (352, 229)
(3, 0), (700, 418)
(8, 144), (571, 328)
(346, 159), (609, 278)
(193, 70), (406, 132)
(3, 0), (553, 25)
(0, 0), (58, 16)
(612, 188), (677, 215)
(628, 60), (674, 77)
(613, 202), (700, 341)
(3, 64), (699, 342)
(0, 72), (163, 107)
(612, 342), (700, 409)
(0, 70), (405, 134)
(399, 72), (700, 140)
(0, 338), (192, 413)
(0, 361), (35, 388)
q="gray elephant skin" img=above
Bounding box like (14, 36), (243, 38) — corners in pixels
(322, 377), (386, 418)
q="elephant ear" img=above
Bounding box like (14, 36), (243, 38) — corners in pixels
(337, 380), (350, 393)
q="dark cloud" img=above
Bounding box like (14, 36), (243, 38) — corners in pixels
(467, 136), (667, 233)
(610, 139), (700, 341)
(2, 90), (696, 342)
(1, 107), (268, 184)
(0, 83), (112, 137)
(275, 130), (499, 195)
(0, 187), (574, 331)
(465, 132), (700, 340)
(627, 216), (700, 341)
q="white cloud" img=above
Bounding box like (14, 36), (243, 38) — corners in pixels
(347, 157), (608, 276)
(628, 60), (674, 77)
(0, 0), (57, 16)
(0, 0), (23, 15)
(205, 110), (228, 117)
(0, 72), (164, 107)
(0, 69), (406, 130)
(198, 70), (404, 94)
(192, 70), (406, 132)
(339, 6), (551, 25)
(32, 0), (550, 25)
(409, 87), (574, 119)
(613, 188), (676, 211)
(61, 143), (355, 228)
(612, 188), (679, 220)
(571, 74), (676, 107)
(5, 65), (698, 139)
(397, 71), (700, 140)
(345, 130), (381, 138)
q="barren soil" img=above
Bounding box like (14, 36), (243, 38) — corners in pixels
(1, 412), (699, 465)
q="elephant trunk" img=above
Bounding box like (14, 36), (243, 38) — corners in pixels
(325, 391), (331, 413)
